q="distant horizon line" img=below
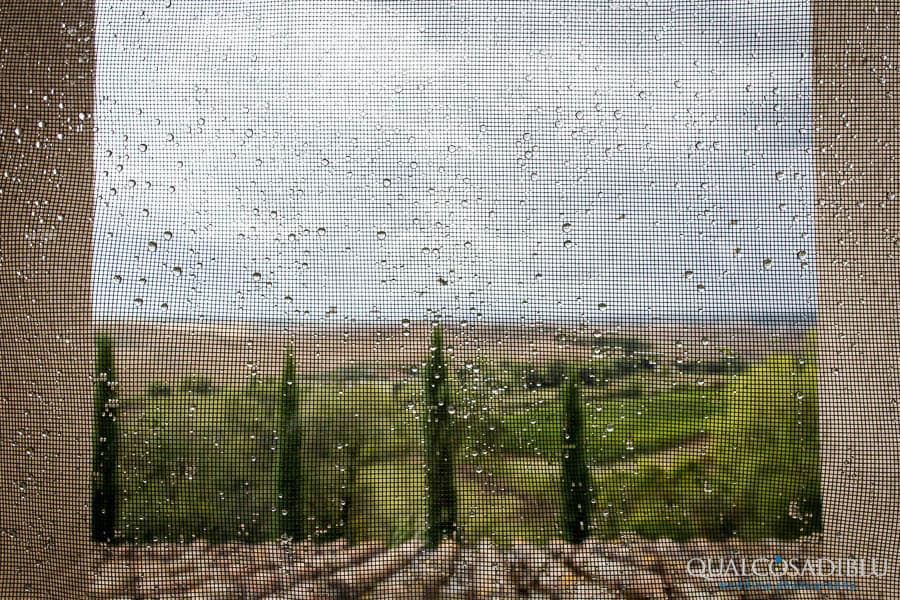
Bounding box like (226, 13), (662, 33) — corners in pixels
(92, 312), (816, 330)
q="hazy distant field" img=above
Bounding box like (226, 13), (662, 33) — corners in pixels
(99, 320), (808, 393)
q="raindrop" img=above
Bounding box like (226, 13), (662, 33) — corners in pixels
(138, 143), (147, 152)
(563, 239), (573, 249)
(775, 171), (786, 181)
(163, 231), (173, 241)
(316, 227), (326, 236)
(252, 272), (262, 282)
(382, 178), (391, 187)
(147, 241), (157, 251)
(376, 230), (387, 240)
(762, 257), (774, 270)
(562, 222), (572, 233)
(133, 297), (144, 306)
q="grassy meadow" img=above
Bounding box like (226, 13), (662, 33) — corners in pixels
(108, 329), (821, 547)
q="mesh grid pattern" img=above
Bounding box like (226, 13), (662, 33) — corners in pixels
(1, 1), (898, 599)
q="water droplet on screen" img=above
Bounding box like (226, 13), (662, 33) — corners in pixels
(376, 230), (387, 240)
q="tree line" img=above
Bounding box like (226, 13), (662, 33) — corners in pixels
(91, 324), (595, 547)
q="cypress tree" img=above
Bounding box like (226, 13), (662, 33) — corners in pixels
(338, 441), (360, 545)
(560, 365), (592, 543)
(278, 343), (305, 540)
(92, 333), (119, 544)
(422, 324), (457, 548)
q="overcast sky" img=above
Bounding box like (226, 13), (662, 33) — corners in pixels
(92, 0), (814, 326)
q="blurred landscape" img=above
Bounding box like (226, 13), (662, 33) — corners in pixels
(98, 320), (820, 547)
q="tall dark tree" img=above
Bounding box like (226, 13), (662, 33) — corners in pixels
(278, 343), (305, 540)
(560, 364), (592, 543)
(422, 324), (458, 548)
(338, 441), (360, 545)
(92, 333), (120, 544)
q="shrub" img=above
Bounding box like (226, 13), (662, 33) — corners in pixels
(179, 374), (213, 395)
(710, 346), (821, 539)
(146, 381), (172, 398)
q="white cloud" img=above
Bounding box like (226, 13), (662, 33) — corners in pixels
(93, 0), (814, 325)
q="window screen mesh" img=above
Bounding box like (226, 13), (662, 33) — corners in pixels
(1, 1), (897, 599)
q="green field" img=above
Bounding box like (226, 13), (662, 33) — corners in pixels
(109, 332), (821, 546)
